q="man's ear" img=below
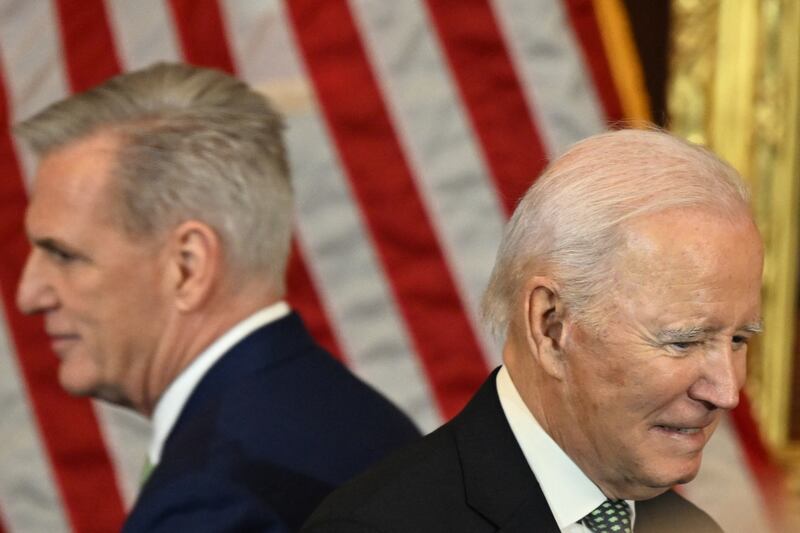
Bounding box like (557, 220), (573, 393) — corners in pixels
(524, 277), (567, 380)
(167, 220), (222, 312)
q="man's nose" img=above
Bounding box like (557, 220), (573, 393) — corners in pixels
(687, 344), (744, 411)
(16, 250), (57, 315)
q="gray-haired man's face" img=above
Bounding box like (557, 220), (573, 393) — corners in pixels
(17, 133), (172, 410)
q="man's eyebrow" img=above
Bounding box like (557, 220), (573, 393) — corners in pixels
(32, 237), (67, 251)
(740, 320), (764, 335)
(655, 321), (764, 343)
(32, 237), (82, 257)
(655, 326), (712, 343)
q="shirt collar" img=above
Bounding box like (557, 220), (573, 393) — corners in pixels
(148, 301), (291, 464)
(496, 366), (635, 531)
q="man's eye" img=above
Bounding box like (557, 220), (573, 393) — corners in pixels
(731, 336), (749, 349)
(47, 248), (77, 264)
(668, 341), (698, 352)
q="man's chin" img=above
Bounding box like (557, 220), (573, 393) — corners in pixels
(58, 375), (96, 398)
(58, 371), (129, 407)
(615, 459), (702, 500)
(670, 468), (700, 487)
(642, 461), (701, 495)
(58, 358), (98, 394)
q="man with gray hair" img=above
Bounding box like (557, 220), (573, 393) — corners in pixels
(304, 129), (763, 532)
(15, 62), (419, 532)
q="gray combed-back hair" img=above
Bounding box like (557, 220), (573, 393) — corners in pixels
(481, 128), (752, 337)
(16, 62), (292, 293)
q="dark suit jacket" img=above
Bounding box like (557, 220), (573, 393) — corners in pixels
(303, 369), (722, 533)
(122, 312), (421, 533)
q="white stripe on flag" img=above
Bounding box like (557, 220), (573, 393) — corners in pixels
(350, 0), (505, 366)
(682, 415), (772, 533)
(105, 0), (182, 70)
(0, 307), (70, 533)
(220, 0), (298, 81)
(490, 0), (607, 156)
(0, 0), (67, 183)
(91, 402), (149, 509)
(223, 0), (442, 432)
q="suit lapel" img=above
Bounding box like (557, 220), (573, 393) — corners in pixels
(454, 368), (560, 533)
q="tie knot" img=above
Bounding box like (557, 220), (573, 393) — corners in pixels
(582, 499), (632, 533)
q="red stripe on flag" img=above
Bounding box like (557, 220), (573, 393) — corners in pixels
(562, 0), (625, 124)
(167, 0), (346, 362)
(0, 502), (8, 533)
(287, 242), (345, 362)
(0, 67), (126, 533)
(729, 394), (787, 531)
(167, 0), (236, 73)
(424, 0), (548, 214)
(287, 0), (490, 419)
(54, 0), (121, 91)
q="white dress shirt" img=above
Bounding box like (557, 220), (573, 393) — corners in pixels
(496, 366), (635, 532)
(147, 301), (291, 465)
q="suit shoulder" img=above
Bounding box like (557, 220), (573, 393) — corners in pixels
(124, 466), (293, 532)
(219, 343), (421, 456)
(303, 423), (470, 532)
(247, 343), (418, 432)
(637, 490), (723, 533)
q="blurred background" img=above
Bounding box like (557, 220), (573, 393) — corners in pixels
(0, 1), (797, 531)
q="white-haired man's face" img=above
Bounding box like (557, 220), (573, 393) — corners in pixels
(556, 207), (763, 500)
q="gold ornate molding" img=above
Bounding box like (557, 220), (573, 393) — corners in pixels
(667, 0), (719, 146)
(669, 0), (800, 462)
(750, 0), (800, 458)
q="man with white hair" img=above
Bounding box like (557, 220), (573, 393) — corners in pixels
(15, 62), (419, 532)
(303, 129), (763, 533)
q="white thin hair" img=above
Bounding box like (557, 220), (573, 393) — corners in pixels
(15, 62), (292, 293)
(481, 128), (752, 337)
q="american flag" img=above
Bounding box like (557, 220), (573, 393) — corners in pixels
(0, 1), (780, 532)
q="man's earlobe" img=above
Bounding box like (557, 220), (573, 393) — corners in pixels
(526, 280), (567, 380)
(170, 221), (221, 312)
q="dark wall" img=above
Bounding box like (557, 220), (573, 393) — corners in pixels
(623, 0), (670, 126)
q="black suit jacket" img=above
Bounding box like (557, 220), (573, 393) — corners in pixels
(303, 369), (722, 533)
(123, 312), (421, 533)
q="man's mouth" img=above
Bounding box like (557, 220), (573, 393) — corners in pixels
(48, 334), (79, 355)
(650, 420), (717, 448)
(654, 425), (702, 435)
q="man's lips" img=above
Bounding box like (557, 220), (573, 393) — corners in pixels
(47, 334), (79, 355)
(654, 425), (703, 435)
(651, 419), (716, 446)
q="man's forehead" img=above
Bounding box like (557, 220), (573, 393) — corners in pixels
(36, 131), (121, 173)
(600, 207), (763, 329)
(618, 207), (760, 265)
(27, 133), (123, 233)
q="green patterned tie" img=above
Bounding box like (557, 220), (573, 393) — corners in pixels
(581, 499), (632, 533)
